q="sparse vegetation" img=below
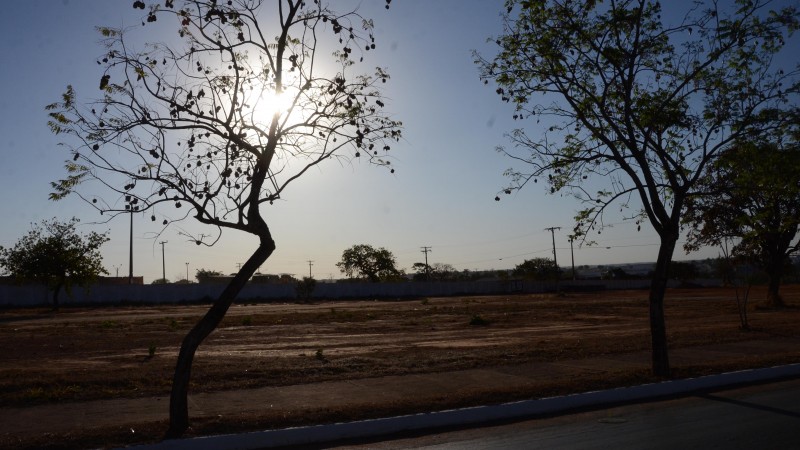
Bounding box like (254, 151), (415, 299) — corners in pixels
(1, 288), (799, 449)
(100, 320), (119, 329)
(469, 314), (490, 326)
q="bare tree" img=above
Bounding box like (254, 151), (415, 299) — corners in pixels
(477, 0), (799, 376)
(48, 0), (400, 437)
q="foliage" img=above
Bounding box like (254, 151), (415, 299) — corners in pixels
(478, 0), (800, 377)
(337, 244), (401, 282)
(684, 128), (800, 306)
(151, 278), (170, 285)
(668, 261), (700, 282)
(603, 267), (631, 280)
(469, 314), (490, 326)
(512, 257), (559, 280)
(46, 0), (400, 437)
(411, 262), (457, 281)
(196, 269), (223, 278)
(0, 217), (108, 309)
(295, 276), (317, 300)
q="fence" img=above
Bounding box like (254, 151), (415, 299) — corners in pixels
(0, 278), (720, 307)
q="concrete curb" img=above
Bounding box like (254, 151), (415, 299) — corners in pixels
(129, 363), (800, 450)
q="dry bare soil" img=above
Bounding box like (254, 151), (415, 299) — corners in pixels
(1, 286), (799, 448)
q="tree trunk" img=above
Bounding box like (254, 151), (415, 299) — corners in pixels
(52, 283), (62, 311)
(648, 234), (677, 378)
(764, 257), (785, 308)
(165, 237), (275, 438)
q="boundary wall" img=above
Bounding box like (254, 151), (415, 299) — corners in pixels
(0, 279), (721, 307)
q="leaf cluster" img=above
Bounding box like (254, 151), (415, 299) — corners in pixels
(0, 217), (109, 293)
(336, 243), (401, 282)
(684, 118), (800, 268)
(512, 257), (559, 280)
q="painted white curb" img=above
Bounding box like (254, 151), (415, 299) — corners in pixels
(127, 363), (800, 450)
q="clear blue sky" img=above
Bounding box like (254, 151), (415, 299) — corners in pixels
(1, 0), (791, 283)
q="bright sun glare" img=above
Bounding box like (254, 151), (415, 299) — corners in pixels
(251, 89), (294, 126)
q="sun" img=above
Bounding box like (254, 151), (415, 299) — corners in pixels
(251, 88), (295, 126)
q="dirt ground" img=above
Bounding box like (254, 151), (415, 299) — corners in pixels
(1, 286), (799, 448)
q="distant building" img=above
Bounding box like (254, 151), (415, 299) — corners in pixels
(0, 275), (144, 286)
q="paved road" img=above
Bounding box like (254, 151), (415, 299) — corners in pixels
(331, 378), (800, 449)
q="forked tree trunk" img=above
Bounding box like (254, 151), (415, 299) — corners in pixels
(648, 234), (677, 378)
(165, 237), (275, 438)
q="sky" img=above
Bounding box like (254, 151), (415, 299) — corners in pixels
(0, 0), (795, 283)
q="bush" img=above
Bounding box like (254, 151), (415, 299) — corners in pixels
(295, 276), (317, 300)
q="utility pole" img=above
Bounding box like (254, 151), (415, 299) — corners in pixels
(421, 246), (432, 281)
(545, 227), (561, 290)
(159, 240), (168, 281)
(128, 211), (134, 284)
(569, 236), (576, 281)
(307, 260), (314, 278)
(185, 262), (189, 282)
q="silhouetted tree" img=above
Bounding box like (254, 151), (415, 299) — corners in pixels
(337, 244), (401, 282)
(295, 276), (316, 300)
(194, 268), (223, 283)
(684, 125), (800, 307)
(668, 261), (700, 283)
(478, 0), (799, 377)
(0, 217), (108, 309)
(47, 0), (400, 437)
(512, 257), (559, 280)
(412, 262), (457, 281)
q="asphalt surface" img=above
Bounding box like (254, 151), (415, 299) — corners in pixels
(331, 378), (800, 449)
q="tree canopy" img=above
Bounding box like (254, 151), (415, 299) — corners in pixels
(684, 121), (800, 306)
(512, 257), (559, 280)
(411, 262), (457, 281)
(477, 0), (799, 376)
(0, 217), (108, 309)
(337, 244), (401, 282)
(46, 0), (400, 437)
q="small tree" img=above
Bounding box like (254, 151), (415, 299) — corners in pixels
(337, 244), (400, 282)
(720, 238), (752, 330)
(47, 0), (400, 437)
(0, 217), (108, 309)
(478, 0), (799, 377)
(295, 276), (316, 300)
(513, 257), (559, 280)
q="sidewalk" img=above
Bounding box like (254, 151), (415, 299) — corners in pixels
(1, 338), (799, 447)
